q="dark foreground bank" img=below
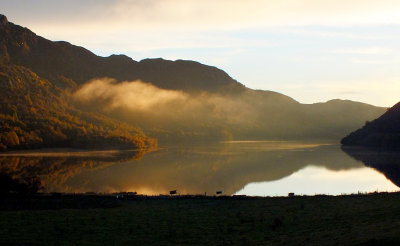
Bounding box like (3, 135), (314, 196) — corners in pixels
(1, 193), (400, 245)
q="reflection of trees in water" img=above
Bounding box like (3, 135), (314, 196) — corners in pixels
(1, 145), (377, 195)
(0, 150), (148, 193)
(342, 147), (400, 188)
(0, 173), (42, 194)
(63, 144), (363, 195)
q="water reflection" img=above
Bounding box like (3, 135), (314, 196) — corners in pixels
(57, 143), (360, 194)
(342, 147), (400, 188)
(0, 149), (147, 193)
(1, 142), (399, 196)
(236, 166), (399, 196)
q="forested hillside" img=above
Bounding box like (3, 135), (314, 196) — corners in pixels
(0, 62), (156, 151)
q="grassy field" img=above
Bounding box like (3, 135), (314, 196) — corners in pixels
(1, 193), (400, 245)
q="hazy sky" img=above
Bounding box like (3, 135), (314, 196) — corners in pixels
(2, 0), (400, 106)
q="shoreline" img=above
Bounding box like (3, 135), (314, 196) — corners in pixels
(0, 147), (157, 157)
(1, 190), (398, 210)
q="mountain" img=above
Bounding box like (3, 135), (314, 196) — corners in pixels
(0, 15), (156, 151)
(0, 14), (386, 147)
(341, 102), (400, 149)
(0, 14), (243, 93)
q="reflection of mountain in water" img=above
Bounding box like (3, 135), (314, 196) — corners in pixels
(49, 143), (363, 195)
(0, 149), (148, 192)
(0, 143), (370, 195)
(342, 147), (400, 188)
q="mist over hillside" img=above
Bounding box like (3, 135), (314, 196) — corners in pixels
(0, 14), (385, 148)
(0, 15), (156, 151)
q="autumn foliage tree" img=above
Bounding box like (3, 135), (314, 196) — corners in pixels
(0, 62), (157, 151)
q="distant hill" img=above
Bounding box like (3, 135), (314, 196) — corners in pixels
(0, 14), (386, 147)
(341, 102), (400, 149)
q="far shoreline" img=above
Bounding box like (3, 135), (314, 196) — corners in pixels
(0, 147), (157, 157)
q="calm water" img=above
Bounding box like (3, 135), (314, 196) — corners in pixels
(1, 141), (399, 196)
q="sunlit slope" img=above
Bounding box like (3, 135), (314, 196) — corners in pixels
(0, 62), (156, 151)
(0, 14), (385, 143)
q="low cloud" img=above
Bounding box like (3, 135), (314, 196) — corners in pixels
(73, 78), (188, 112)
(73, 78), (256, 131)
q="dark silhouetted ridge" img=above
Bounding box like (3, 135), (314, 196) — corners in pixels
(341, 102), (400, 149)
(0, 17), (244, 93)
(0, 14), (7, 26)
